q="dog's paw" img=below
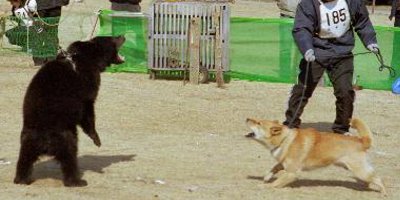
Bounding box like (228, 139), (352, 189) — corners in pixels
(263, 173), (273, 182)
(63, 179), (88, 187)
(14, 177), (33, 185)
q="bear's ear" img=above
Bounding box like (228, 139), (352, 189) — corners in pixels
(67, 41), (84, 55)
(67, 41), (98, 60)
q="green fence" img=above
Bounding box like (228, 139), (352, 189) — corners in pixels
(97, 11), (399, 90)
(229, 18), (300, 84)
(229, 18), (400, 91)
(4, 10), (400, 91)
(4, 16), (60, 58)
(97, 10), (148, 73)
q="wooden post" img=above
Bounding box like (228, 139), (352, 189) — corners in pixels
(214, 6), (225, 88)
(372, 0), (375, 14)
(189, 17), (201, 85)
(0, 15), (6, 48)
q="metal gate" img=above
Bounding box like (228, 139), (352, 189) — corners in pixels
(147, 1), (231, 80)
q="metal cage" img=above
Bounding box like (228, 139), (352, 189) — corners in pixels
(147, 1), (230, 79)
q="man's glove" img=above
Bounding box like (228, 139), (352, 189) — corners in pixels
(304, 49), (315, 62)
(367, 43), (379, 54)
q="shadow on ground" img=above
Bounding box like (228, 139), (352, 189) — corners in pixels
(300, 122), (333, 132)
(32, 154), (136, 180)
(247, 175), (376, 192)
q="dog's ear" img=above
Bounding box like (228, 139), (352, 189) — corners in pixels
(270, 126), (282, 135)
(246, 118), (261, 125)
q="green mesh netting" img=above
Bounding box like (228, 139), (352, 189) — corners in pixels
(352, 26), (400, 90)
(5, 16), (60, 58)
(229, 18), (301, 84)
(4, 11), (399, 91)
(98, 14), (400, 90)
(98, 10), (147, 73)
(229, 18), (400, 90)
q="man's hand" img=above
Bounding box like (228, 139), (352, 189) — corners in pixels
(389, 15), (393, 21)
(304, 49), (315, 62)
(367, 43), (379, 54)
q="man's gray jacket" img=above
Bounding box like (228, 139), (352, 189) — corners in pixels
(292, 0), (377, 59)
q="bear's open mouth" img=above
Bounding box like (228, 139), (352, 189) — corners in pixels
(115, 53), (125, 63)
(114, 36), (126, 64)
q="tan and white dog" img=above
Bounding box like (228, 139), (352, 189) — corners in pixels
(245, 118), (386, 195)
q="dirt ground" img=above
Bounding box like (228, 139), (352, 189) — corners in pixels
(0, 0), (399, 200)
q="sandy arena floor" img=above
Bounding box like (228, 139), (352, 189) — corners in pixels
(0, 0), (399, 200)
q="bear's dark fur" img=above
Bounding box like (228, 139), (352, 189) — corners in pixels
(14, 36), (125, 187)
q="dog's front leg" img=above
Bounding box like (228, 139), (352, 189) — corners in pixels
(264, 163), (284, 182)
(265, 171), (297, 188)
(80, 100), (101, 147)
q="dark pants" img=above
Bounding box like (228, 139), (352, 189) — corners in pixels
(395, 11), (400, 27)
(283, 56), (355, 133)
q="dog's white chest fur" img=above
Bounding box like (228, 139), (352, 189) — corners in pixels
(271, 146), (283, 158)
(270, 129), (296, 161)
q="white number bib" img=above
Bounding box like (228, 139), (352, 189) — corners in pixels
(318, 0), (351, 38)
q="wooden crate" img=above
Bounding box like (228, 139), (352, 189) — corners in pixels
(147, 1), (231, 82)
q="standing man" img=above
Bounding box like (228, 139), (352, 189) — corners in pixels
(6, 0), (68, 66)
(283, 0), (379, 134)
(6, 0), (37, 50)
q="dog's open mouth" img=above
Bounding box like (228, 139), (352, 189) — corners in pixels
(245, 132), (255, 138)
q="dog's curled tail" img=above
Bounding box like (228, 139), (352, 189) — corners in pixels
(350, 118), (373, 149)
